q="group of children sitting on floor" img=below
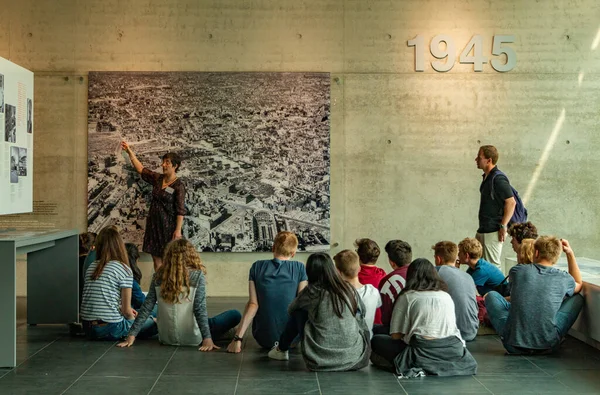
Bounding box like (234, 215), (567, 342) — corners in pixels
(77, 222), (585, 377)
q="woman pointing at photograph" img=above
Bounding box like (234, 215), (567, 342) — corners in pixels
(121, 141), (186, 271)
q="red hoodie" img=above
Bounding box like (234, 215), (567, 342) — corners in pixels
(358, 264), (387, 325)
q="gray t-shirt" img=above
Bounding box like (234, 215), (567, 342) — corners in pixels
(437, 266), (479, 341)
(504, 264), (576, 349)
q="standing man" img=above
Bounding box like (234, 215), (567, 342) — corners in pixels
(475, 145), (516, 267)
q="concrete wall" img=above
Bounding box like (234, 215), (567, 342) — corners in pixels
(4, 0), (600, 296)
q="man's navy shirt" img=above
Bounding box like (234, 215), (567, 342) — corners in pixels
(478, 166), (514, 233)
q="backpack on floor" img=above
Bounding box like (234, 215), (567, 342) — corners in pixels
(491, 170), (528, 225)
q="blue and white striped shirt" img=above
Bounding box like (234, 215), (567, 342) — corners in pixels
(80, 260), (133, 323)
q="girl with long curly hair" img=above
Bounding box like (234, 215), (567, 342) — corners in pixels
(117, 238), (241, 351)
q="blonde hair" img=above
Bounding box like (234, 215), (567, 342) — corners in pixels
(458, 238), (483, 260)
(534, 236), (562, 264)
(273, 231), (298, 257)
(432, 241), (458, 264)
(158, 239), (207, 304)
(518, 239), (535, 264)
(333, 250), (360, 278)
(92, 226), (129, 280)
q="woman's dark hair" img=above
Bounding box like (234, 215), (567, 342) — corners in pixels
(125, 243), (142, 284)
(162, 152), (182, 172)
(401, 258), (448, 294)
(306, 252), (358, 318)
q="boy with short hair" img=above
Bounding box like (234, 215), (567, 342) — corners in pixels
(433, 241), (479, 341)
(227, 231), (308, 353)
(355, 238), (386, 324)
(334, 250), (382, 338)
(458, 238), (507, 296)
(485, 236), (584, 354)
(377, 240), (412, 331)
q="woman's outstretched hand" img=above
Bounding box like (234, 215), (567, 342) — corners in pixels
(121, 141), (132, 154)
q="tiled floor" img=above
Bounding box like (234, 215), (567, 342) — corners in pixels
(3, 297), (600, 394)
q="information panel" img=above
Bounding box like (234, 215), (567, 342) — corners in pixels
(0, 57), (34, 215)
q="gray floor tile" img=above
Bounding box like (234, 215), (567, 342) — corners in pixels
(236, 378), (319, 395)
(64, 376), (154, 395)
(162, 347), (242, 376)
(525, 353), (600, 375)
(318, 369), (403, 394)
(476, 376), (571, 394)
(553, 370), (600, 393)
(0, 375), (74, 395)
(400, 376), (491, 394)
(151, 375), (237, 394)
(473, 354), (549, 376)
(83, 346), (176, 378)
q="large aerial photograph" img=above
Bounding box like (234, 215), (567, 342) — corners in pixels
(87, 72), (330, 252)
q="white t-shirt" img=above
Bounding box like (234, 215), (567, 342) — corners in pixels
(356, 284), (382, 339)
(390, 290), (464, 346)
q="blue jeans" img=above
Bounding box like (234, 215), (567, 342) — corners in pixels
(85, 317), (157, 341)
(485, 291), (585, 352)
(208, 309), (241, 340)
(278, 310), (308, 351)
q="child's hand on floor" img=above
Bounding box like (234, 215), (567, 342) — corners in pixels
(199, 338), (220, 352)
(117, 336), (135, 348)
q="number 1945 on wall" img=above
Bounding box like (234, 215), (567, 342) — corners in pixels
(407, 35), (516, 72)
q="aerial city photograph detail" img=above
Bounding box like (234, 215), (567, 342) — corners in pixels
(87, 72), (331, 252)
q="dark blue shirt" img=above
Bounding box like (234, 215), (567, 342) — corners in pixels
(478, 166), (514, 233)
(249, 258), (308, 349)
(467, 258), (507, 295)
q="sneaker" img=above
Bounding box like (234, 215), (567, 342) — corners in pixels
(268, 342), (289, 361)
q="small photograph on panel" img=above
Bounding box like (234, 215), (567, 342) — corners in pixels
(5, 104), (16, 143)
(10, 146), (19, 183)
(0, 74), (4, 113)
(27, 99), (32, 133)
(18, 147), (27, 176)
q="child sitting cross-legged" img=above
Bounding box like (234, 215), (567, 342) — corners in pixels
(334, 250), (382, 339)
(485, 236), (584, 354)
(227, 231), (307, 353)
(117, 238), (241, 350)
(80, 227), (157, 341)
(268, 253), (371, 372)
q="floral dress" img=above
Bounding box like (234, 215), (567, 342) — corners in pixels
(141, 168), (186, 257)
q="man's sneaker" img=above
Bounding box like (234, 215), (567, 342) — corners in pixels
(268, 342), (289, 361)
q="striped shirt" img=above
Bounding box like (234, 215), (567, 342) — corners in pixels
(81, 260), (133, 323)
